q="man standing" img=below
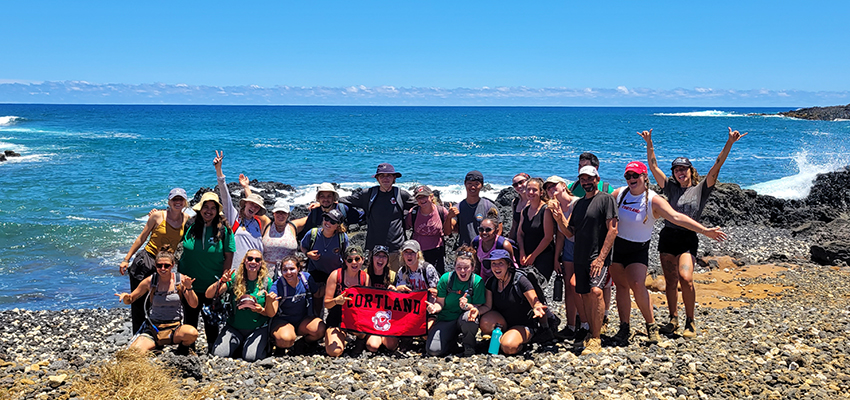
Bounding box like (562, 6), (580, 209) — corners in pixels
(566, 166), (618, 354)
(339, 163), (415, 271)
(444, 170), (499, 246)
(569, 152), (614, 197)
(292, 182), (363, 239)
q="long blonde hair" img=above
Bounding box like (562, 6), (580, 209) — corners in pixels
(233, 250), (270, 300)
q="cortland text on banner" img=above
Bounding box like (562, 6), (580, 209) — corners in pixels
(340, 287), (428, 337)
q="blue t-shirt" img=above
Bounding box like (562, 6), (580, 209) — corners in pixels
(299, 228), (349, 274)
(271, 272), (318, 323)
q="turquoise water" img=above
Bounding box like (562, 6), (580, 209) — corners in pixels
(1, 105), (848, 309)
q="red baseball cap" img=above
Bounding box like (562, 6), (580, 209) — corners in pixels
(625, 161), (648, 175)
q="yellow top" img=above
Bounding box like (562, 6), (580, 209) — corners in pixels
(144, 216), (184, 256)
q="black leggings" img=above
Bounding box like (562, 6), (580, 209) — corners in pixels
(422, 246), (446, 275)
(181, 290), (218, 350)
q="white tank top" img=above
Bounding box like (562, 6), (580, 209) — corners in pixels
(616, 189), (658, 243)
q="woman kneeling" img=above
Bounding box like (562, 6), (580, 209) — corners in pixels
(480, 250), (547, 355)
(269, 256), (326, 354)
(206, 249), (275, 361)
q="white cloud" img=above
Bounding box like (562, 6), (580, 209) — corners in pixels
(0, 81), (848, 106)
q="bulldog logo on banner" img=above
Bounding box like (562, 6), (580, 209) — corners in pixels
(340, 287), (427, 336)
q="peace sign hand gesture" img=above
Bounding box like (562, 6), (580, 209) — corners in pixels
(213, 150), (224, 175)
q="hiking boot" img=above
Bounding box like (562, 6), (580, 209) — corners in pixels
(613, 322), (630, 344)
(555, 327), (576, 341)
(646, 323), (660, 344)
(683, 318), (697, 338)
(659, 316), (679, 335)
(581, 337), (602, 355)
(600, 315), (610, 335)
(573, 328), (589, 350)
(533, 328), (555, 344)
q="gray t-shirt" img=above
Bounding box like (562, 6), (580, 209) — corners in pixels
(457, 197), (498, 246)
(662, 177), (713, 229)
(568, 193), (618, 266)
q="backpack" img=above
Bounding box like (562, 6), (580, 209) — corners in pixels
(306, 227), (346, 253)
(232, 215), (262, 233)
(145, 271), (182, 323)
(278, 271), (314, 317)
(513, 266), (548, 305)
(446, 271), (475, 298)
(399, 262), (434, 290)
(367, 186), (405, 218)
(570, 181), (610, 194)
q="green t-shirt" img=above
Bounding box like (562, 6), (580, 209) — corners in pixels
(226, 273), (273, 330)
(178, 224), (236, 294)
(435, 272), (486, 322)
(568, 180), (613, 198)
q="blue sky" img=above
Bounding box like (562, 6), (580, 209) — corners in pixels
(1, 1), (848, 105)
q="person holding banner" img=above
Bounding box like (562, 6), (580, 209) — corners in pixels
(395, 240), (439, 302)
(365, 245), (401, 353)
(323, 246), (370, 357)
(268, 256), (326, 354)
(480, 249), (547, 355)
(426, 246), (489, 357)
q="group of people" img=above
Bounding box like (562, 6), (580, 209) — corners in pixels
(116, 128), (746, 359)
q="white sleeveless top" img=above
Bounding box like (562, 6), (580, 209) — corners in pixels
(262, 222), (298, 267)
(616, 189), (658, 243)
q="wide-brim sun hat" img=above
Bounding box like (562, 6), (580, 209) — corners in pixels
(193, 191), (223, 212)
(482, 249), (513, 270)
(316, 182), (340, 202)
(239, 193), (267, 216)
(373, 163), (402, 178)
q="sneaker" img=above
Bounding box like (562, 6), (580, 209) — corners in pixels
(581, 337), (602, 355)
(613, 322), (630, 344)
(463, 344), (476, 357)
(646, 323), (660, 344)
(573, 328), (589, 350)
(682, 318), (697, 338)
(659, 316), (679, 335)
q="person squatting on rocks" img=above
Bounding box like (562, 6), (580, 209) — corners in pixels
(641, 127), (746, 338)
(269, 255), (325, 355)
(117, 245), (199, 354)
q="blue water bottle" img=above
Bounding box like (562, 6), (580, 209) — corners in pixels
(488, 324), (503, 355)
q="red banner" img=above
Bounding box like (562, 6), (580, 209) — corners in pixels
(340, 287), (428, 337)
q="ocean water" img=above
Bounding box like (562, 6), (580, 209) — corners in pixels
(1, 104), (848, 310)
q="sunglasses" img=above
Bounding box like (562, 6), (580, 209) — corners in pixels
(346, 257), (362, 263)
(156, 263), (173, 269)
(323, 216), (340, 224)
(512, 179), (527, 188)
(457, 251), (475, 258)
(245, 256), (263, 262)
(477, 226), (494, 233)
(624, 172), (641, 180)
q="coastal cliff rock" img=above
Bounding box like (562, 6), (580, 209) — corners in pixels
(778, 103), (850, 121)
(0, 150), (21, 162)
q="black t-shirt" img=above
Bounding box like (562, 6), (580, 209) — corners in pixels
(568, 193), (618, 266)
(486, 273), (536, 328)
(340, 187), (414, 252)
(663, 177), (713, 229)
(457, 197), (498, 246)
(299, 203), (362, 240)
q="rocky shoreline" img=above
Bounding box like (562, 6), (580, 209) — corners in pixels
(2, 171), (849, 399)
(775, 104), (850, 121)
(2, 256), (849, 399)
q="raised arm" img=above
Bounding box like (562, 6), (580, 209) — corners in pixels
(705, 127), (748, 188)
(180, 276), (199, 309)
(214, 150), (238, 226)
(651, 196), (728, 242)
(639, 129), (668, 188)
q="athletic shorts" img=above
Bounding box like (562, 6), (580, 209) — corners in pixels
(309, 270), (330, 286)
(612, 237), (650, 266)
(561, 239), (575, 263)
(657, 227), (698, 257)
(574, 262), (610, 295)
(271, 314), (308, 329)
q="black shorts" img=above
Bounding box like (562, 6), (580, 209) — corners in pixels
(574, 262), (609, 295)
(310, 270), (330, 286)
(612, 237), (650, 266)
(657, 227), (698, 257)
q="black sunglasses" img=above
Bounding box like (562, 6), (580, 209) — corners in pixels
(624, 172), (641, 180)
(477, 226), (494, 233)
(156, 263), (173, 269)
(246, 256), (263, 262)
(512, 179), (527, 188)
(323, 215), (340, 224)
(346, 257), (362, 263)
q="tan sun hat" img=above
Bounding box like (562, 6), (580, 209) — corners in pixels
(239, 193), (267, 216)
(193, 191), (222, 212)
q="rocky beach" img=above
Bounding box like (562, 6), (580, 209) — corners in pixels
(2, 170), (849, 399)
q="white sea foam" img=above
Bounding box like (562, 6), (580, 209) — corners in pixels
(654, 110), (747, 117)
(281, 181), (509, 206)
(747, 150), (850, 200)
(0, 116), (23, 126)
